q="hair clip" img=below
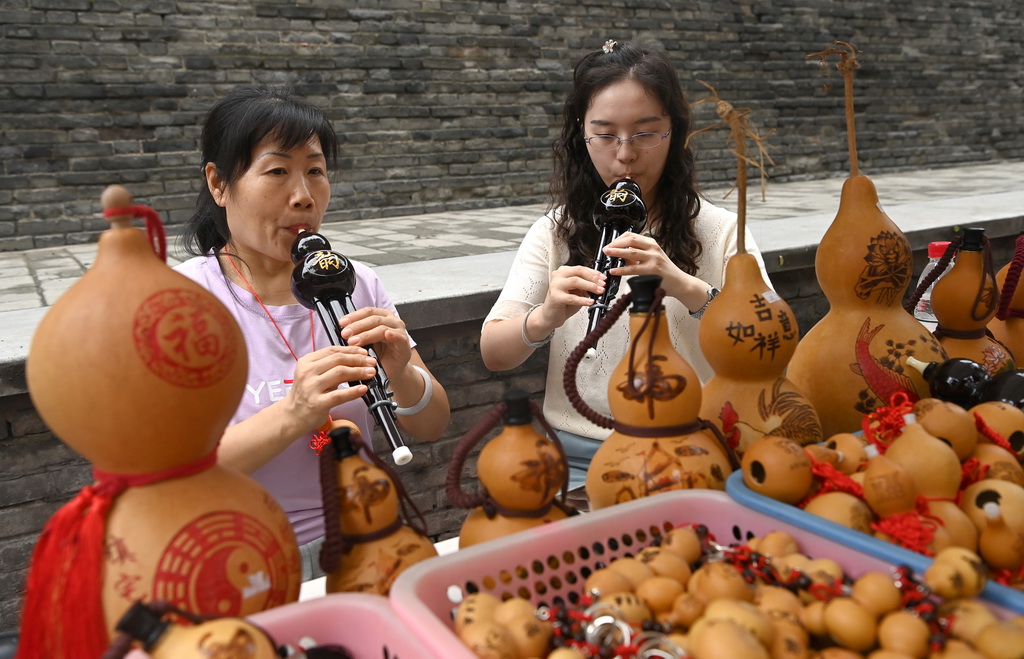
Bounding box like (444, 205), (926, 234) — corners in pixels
(602, 39), (617, 54)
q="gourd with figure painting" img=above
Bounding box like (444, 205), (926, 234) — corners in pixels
(688, 82), (822, 456)
(20, 186), (300, 659)
(930, 226), (1014, 376)
(988, 233), (1024, 362)
(785, 43), (946, 436)
(319, 422), (437, 595)
(564, 275), (735, 511)
(446, 389), (573, 548)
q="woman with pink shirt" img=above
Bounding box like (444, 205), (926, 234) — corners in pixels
(176, 86), (450, 580)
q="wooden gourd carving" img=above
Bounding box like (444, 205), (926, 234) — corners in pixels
(930, 226), (1014, 376)
(689, 83), (822, 456)
(20, 186), (300, 659)
(564, 275), (736, 510)
(785, 43), (947, 436)
(446, 389), (573, 549)
(318, 421), (437, 595)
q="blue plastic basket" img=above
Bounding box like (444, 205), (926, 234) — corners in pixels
(725, 469), (1024, 613)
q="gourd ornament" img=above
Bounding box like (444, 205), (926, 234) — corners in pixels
(688, 83), (822, 457)
(19, 186), (300, 659)
(930, 227), (1014, 376)
(103, 600), (280, 659)
(446, 389), (573, 548)
(318, 422), (437, 595)
(988, 232), (1024, 362)
(786, 43), (947, 436)
(564, 275), (736, 510)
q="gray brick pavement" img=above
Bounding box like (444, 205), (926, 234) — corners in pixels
(1, 160), (1022, 313)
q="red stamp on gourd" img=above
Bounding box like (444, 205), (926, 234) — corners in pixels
(133, 288), (238, 388)
(152, 511), (293, 616)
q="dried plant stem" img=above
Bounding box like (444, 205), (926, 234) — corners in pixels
(733, 120), (748, 253)
(686, 81), (775, 255)
(806, 41), (862, 177)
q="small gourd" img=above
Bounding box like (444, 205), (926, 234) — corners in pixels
(319, 422), (437, 594)
(740, 435), (814, 504)
(931, 227), (1014, 376)
(448, 389), (572, 548)
(883, 417), (962, 499)
(860, 443), (917, 518)
(978, 501), (1024, 572)
(988, 232), (1024, 362)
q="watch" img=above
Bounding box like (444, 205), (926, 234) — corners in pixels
(689, 286), (720, 320)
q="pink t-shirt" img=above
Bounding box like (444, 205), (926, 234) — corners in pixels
(175, 253), (403, 545)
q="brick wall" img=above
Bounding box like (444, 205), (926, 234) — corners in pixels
(2, 0), (1023, 250)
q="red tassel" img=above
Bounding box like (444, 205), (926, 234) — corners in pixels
(872, 511), (937, 557)
(17, 483), (117, 658)
(798, 450), (865, 508)
(17, 453), (217, 659)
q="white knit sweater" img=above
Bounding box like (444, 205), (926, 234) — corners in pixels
(483, 200), (769, 440)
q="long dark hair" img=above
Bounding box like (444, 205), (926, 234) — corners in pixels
(180, 85), (340, 256)
(552, 42), (703, 273)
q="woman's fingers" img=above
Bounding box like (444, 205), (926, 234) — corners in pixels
(551, 266), (606, 302)
(339, 307), (409, 347)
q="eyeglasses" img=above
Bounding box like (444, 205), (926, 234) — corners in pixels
(584, 129), (671, 151)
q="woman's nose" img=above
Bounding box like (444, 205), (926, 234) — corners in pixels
(291, 180), (314, 208)
(615, 140), (638, 162)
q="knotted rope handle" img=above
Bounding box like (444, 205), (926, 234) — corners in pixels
(445, 399), (572, 513)
(996, 233), (1024, 320)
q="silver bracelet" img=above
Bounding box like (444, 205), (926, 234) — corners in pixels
(394, 364), (433, 416)
(521, 303), (554, 348)
(689, 286), (721, 320)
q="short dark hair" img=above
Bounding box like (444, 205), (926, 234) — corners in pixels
(552, 42), (703, 273)
(180, 86), (340, 256)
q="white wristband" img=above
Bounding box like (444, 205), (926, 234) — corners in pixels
(521, 303), (554, 348)
(394, 364), (433, 416)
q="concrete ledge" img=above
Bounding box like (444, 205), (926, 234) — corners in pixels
(376, 251), (516, 330)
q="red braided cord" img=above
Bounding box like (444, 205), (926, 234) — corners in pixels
(562, 292), (634, 428)
(975, 233), (998, 322)
(903, 237), (959, 315)
(445, 402), (508, 510)
(996, 234), (1024, 320)
(103, 204), (167, 262)
(974, 411), (1015, 453)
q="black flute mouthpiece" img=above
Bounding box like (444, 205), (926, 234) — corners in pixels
(290, 231), (413, 465)
(584, 179), (648, 351)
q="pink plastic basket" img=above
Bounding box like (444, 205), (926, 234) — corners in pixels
(389, 489), (1015, 658)
(247, 592), (434, 659)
